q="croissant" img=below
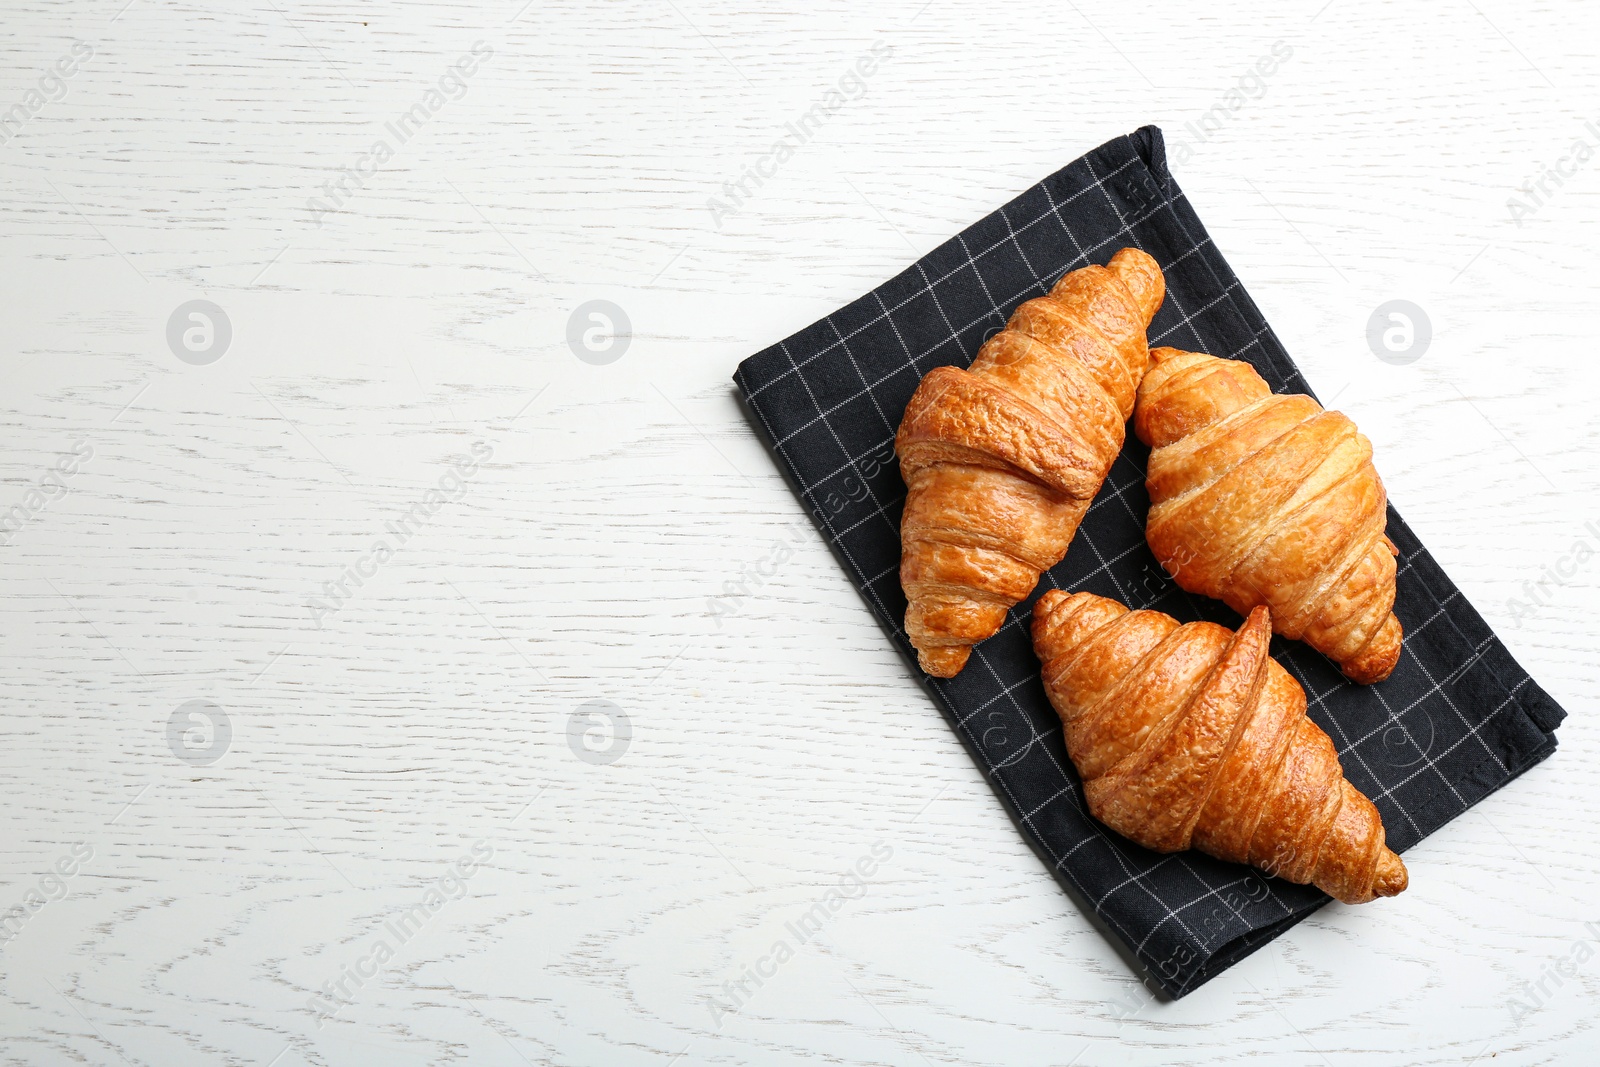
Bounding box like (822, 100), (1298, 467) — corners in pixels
(1031, 590), (1407, 904)
(897, 248), (1166, 677)
(1134, 348), (1402, 684)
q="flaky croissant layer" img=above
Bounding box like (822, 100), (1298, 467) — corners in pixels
(1032, 590), (1406, 904)
(1134, 348), (1403, 684)
(897, 248), (1166, 677)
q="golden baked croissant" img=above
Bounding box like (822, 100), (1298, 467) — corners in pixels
(1031, 590), (1407, 904)
(897, 248), (1166, 677)
(1134, 348), (1402, 683)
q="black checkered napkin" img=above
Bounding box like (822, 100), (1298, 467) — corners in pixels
(733, 126), (1565, 998)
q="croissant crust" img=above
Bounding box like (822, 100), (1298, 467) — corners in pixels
(1031, 589), (1407, 904)
(1134, 348), (1403, 683)
(897, 248), (1166, 677)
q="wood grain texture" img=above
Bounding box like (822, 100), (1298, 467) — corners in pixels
(0, 0), (1596, 1064)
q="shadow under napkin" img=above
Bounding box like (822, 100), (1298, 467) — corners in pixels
(732, 125), (1564, 998)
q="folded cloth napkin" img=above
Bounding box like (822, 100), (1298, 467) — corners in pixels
(732, 125), (1565, 998)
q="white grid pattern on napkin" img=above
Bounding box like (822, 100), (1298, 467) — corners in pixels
(734, 128), (1559, 997)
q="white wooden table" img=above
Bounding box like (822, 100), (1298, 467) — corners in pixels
(2, 1), (1597, 1063)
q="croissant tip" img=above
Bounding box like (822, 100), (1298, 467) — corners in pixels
(917, 645), (970, 678)
(1373, 850), (1408, 898)
(1341, 663), (1395, 685)
(1232, 605), (1274, 654)
(1338, 619), (1403, 684)
(1034, 589), (1070, 616)
(1032, 590), (1114, 638)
